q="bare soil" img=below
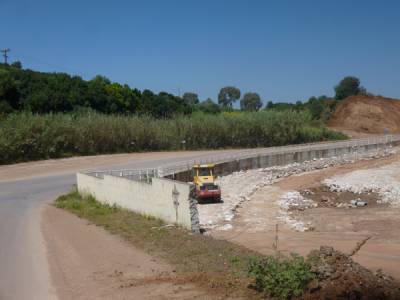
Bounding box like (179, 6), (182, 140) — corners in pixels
(212, 153), (400, 280)
(42, 205), (231, 300)
(300, 185), (383, 209)
(329, 95), (400, 134)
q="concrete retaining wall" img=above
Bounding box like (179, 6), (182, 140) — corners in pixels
(77, 173), (200, 232)
(169, 140), (390, 182)
(77, 137), (396, 233)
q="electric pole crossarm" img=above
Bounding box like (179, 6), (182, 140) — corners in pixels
(1, 48), (10, 64)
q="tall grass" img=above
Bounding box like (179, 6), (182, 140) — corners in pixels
(0, 111), (346, 164)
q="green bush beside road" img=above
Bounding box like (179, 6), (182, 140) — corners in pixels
(0, 110), (346, 164)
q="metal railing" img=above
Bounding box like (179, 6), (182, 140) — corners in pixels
(84, 134), (400, 182)
(85, 168), (159, 183)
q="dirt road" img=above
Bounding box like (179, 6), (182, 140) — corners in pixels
(213, 153), (400, 279)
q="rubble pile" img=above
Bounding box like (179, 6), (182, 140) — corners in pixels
(324, 160), (400, 207)
(301, 186), (376, 209)
(303, 246), (400, 300)
(277, 191), (317, 232)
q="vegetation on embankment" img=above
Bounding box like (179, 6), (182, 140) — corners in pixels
(0, 110), (346, 165)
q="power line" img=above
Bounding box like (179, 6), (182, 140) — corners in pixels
(1, 48), (10, 64)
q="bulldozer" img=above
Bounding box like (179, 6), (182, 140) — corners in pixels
(192, 164), (221, 201)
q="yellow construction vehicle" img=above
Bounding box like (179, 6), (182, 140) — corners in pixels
(192, 164), (221, 201)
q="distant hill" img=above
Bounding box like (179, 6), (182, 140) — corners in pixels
(328, 95), (400, 134)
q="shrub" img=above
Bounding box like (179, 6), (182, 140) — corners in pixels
(0, 111), (346, 164)
(248, 254), (315, 299)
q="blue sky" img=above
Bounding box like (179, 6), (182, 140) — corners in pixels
(1, 0), (400, 103)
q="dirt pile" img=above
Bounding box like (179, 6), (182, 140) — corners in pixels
(302, 246), (400, 300)
(329, 95), (400, 134)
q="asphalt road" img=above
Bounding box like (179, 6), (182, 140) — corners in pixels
(0, 150), (243, 300)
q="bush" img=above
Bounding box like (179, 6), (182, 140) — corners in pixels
(0, 111), (347, 164)
(55, 190), (118, 216)
(248, 254), (315, 299)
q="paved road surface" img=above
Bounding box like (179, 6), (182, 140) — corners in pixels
(0, 150), (249, 300)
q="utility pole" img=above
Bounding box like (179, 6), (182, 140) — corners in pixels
(1, 48), (10, 64)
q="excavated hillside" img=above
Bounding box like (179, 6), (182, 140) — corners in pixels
(329, 95), (400, 134)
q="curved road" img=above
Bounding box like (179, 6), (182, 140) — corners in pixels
(0, 150), (249, 300)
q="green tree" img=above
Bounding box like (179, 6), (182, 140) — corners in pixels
(0, 73), (20, 111)
(240, 92), (262, 111)
(294, 101), (304, 111)
(305, 95), (332, 120)
(197, 98), (220, 114)
(86, 75), (112, 113)
(218, 86), (241, 108)
(11, 61), (22, 69)
(182, 92), (199, 106)
(265, 101), (274, 110)
(334, 76), (363, 100)
(0, 63), (200, 117)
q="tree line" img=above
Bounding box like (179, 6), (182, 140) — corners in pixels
(0, 61), (366, 119)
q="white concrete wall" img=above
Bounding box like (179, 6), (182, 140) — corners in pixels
(77, 173), (193, 230)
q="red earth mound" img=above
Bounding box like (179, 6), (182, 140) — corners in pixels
(328, 95), (400, 134)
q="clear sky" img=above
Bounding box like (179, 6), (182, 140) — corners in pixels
(1, 0), (400, 103)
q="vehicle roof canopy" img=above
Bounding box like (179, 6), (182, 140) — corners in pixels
(193, 163), (215, 169)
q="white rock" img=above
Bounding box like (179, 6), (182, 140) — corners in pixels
(197, 146), (400, 229)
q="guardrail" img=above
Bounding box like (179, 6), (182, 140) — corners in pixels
(85, 134), (400, 182)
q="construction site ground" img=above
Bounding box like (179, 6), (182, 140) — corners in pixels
(211, 151), (400, 280)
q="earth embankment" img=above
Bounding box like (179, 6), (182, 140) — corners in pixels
(329, 95), (400, 134)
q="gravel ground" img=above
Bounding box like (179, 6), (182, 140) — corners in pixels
(197, 146), (399, 231)
(277, 191), (317, 231)
(324, 161), (400, 207)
